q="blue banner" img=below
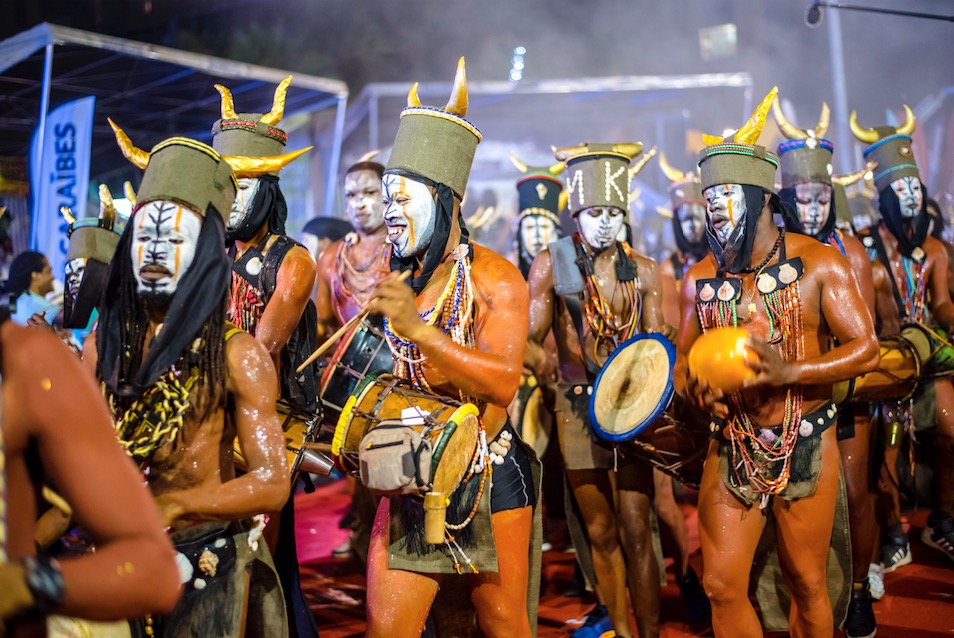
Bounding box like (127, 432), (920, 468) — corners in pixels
(29, 96), (96, 277)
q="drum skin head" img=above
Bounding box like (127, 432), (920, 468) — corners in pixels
(589, 333), (676, 442)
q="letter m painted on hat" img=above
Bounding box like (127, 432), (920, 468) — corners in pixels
(567, 169), (585, 208)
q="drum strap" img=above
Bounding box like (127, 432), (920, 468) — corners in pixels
(864, 226), (906, 317)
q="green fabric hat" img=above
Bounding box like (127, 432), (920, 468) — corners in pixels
(385, 58), (482, 199)
(698, 87), (779, 192)
(554, 143), (643, 216)
(863, 135), (919, 193)
(777, 138), (834, 188)
(212, 77), (292, 175)
(136, 138), (237, 221)
(66, 222), (121, 263)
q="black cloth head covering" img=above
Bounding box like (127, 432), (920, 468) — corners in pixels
(4, 251), (46, 298)
(97, 208), (231, 397)
(302, 216), (353, 242)
(672, 206), (710, 263)
(225, 175), (287, 242)
(386, 169), (471, 294)
(706, 186), (776, 275)
(879, 181), (929, 258)
(63, 259), (109, 329)
(778, 186), (838, 241)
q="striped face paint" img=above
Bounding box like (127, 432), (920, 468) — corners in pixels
(892, 176), (922, 219)
(704, 184), (747, 248)
(228, 177), (261, 230)
(130, 200), (202, 296)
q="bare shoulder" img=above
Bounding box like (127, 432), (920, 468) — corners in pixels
(789, 232), (851, 269)
(683, 254), (717, 288)
(3, 322), (70, 379)
(281, 243), (317, 275)
(841, 234), (872, 268)
(471, 243), (528, 306)
(225, 329), (276, 388)
(315, 237), (344, 275)
(628, 246), (658, 272)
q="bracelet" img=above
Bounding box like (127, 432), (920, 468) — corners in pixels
(21, 554), (66, 613)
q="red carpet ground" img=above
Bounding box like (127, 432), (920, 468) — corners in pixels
(295, 478), (954, 637)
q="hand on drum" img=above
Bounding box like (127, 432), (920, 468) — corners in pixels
(741, 337), (793, 388)
(367, 271), (425, 340)
(655, 323), (677, 343)
(686, 373), (729, 419)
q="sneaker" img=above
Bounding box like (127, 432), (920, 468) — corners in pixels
(867, 563), (885, 601)
(331, 535), (353, 559)
(881, 532), (912, 573)
(571, 605), (615, 638)
(921, 516), (954, 563)
(676, 567), (711, 624)
(844, 581), (877, 638)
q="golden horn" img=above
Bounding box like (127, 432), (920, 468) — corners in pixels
(357, 150), (380, 163)
(614, 142), (643, 159)
(261, 75), (293, 127)
(629, 146), (657, 179)
(814, 102), (830, 138)
(553, 144), (588, 162)
(558, 189), (568, 213)
(849, 110), (879, 144)
(213, 84), (238, 119)
(549, 162), (566, 176)
(897, 104), (916, 136)
(98, 183), (116, 227)
(407, 82), (423, 108)
(445, 57), (468, 117)
(771, 96), (805, 140)
(734, 86), (777, 145)
(223, 146), (312, 178)
(60, 205), (76, 225)
(658, 152), (687, 183)
(123, 181), (137, 206)
(509, 151), (528, 174)
(656, 205), (673, 219)
(629, 185), (641, 203)
(702, 132), (724, 146)
(832, 164), (872, 187)
(108, 118), (149, 170)
(0, 206), (5, 219)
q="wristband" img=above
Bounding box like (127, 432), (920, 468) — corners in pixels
(20, 554), (66, 613)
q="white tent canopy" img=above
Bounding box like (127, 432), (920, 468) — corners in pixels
(0, 22), (349, 216)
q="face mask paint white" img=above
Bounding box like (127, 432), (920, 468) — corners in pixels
(520, 215), (557, 259)
(345, 169), (385, 234)
(65, 257), (88, 301)
(677, 202), (707, 243)
(228, 177), (261, 230)
(704, 184), (747, 249)
(577, 206), (624, 251)
(794, 182), (832, 235)
(892, 176), (922, 219)
(130, 200), (203, 297)
(382, 174), (436, 258)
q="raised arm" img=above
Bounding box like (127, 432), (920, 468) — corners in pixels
(256, 245), (317, 370)
(155, 332), (289, 524)
(13, 327), (180, 620)
(313, 239), (341, 341)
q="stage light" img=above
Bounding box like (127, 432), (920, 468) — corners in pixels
(509, 45), (527, 85)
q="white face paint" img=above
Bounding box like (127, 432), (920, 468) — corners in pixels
(228, 177), (261, 230)
(65, 257), (88, 300)
(130, 200), (203, 297)
(703, 184), (747, 247)
(344, 170), (385, 235)
(519, 215), (557, 259)
(577, 206), (625, 251)
(892, 176), (922, 218)
(794, 182), (832, 235)
(382, 174), (436, 258)
(677, 202), (707, 243)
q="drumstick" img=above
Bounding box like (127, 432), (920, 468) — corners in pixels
(296, 270), (410, 373)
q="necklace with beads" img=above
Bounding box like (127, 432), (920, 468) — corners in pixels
(577, 236), (641, 357)
(333, 233), (391, 315)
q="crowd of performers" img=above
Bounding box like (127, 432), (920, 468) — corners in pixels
(1, 56), (953, 638)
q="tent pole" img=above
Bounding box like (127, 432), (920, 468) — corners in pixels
(324, 94), (348, 216)
(30, 42), (54, 250)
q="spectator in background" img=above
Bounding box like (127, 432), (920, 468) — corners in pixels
(5, 250), (61, 326)
(300, 216), (353, 261)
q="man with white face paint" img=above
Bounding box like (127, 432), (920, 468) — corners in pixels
(676, 88), (879, 638)
(852, 107), (954, 570)
(358, 58), (539, 638)
(91, 128), (293, 637)
(526, 141), (669, 638)
(509, 153), (565, 279)
(774, 97), (900, 638)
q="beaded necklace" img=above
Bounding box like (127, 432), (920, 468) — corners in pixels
(899, 255), (927, 323)
(577, 236), (641, 357)
(825, 230), (847, 257)
(333, 234), (391, 320)
(696, 229), (806, 504)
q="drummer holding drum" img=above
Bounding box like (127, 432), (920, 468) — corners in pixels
(526, 141), (672, 638)
(674, 88), (879, 638)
